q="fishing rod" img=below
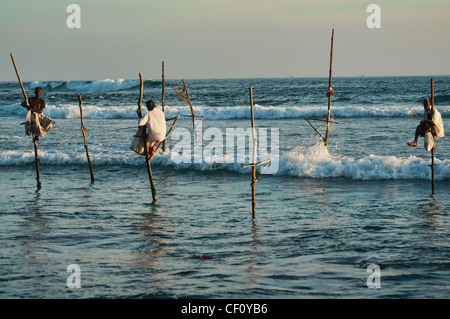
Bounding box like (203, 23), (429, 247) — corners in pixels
(10, 53), (29, 106)
(398, 97), (422, 121)
(10, 52), (41, 189)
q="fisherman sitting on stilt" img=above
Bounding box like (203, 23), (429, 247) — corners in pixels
(138, 100), (166, 159)
(21, 87), (55, 141)
(407, 98), (444, 149)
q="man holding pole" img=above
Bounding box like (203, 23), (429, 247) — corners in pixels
(22, 87), (45, 113)
(136, 99), (165, 204)
(138, 100), (166, 159)
(407, 98), (444, 148)
(21, 87), (55, 140)
(11, 52), (55, 189)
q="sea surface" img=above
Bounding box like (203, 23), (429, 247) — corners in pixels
(0, 76), (449, 299)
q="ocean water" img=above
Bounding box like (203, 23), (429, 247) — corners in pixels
(0, 76), (449, 299)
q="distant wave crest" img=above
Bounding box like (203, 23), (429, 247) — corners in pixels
(3, 103), (449, 120)
(29, 79), (159, 92)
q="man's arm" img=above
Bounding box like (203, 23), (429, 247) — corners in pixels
(138, 112), (149, 127)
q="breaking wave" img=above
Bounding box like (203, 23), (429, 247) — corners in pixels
(28, 79), (160, 92)
(1, 142), (449, 181)
(276, 143), (450, 180)
(3, 103), (449, 120)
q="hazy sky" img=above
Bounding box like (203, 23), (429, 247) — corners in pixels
(1, 0), (449, 81)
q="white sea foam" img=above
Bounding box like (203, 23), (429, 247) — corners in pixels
(163, 142), (450, 180)
(2, 142), (448, 180)
(30, 81), (65, 89)
(66, 79), (140, 92)
(164, 104), (431, 120)
(45, 104), (134, 119)
(29, 79), (144, 92)
(276, 142), (445, 180)
(5, 102), (447, 120)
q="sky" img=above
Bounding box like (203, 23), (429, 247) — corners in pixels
(1, 0), (449, 81)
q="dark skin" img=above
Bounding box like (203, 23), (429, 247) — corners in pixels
(21, 88), (45, 114)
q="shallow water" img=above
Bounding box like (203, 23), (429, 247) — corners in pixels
(1, 165), (449, 298)
(1, 76), (449, 298)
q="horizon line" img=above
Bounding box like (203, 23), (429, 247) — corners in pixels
(1, 74), (450, 83)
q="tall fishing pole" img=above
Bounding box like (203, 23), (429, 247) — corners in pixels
(398, 97), (422, 121)
(324, 28), (335, 147)
(431, 78), (435, 195)
(242, 86), (272, 219)
(78, 94), (95, 183)
(10, 53), (41, 190)
(304, 29), (338, 145)
(137, 72), (157, 203)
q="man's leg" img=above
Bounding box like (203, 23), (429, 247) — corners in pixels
(408, 123), (427, 147)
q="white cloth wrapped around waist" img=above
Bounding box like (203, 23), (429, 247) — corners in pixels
(424, 108), (445, 140)
(424, 131), (435, 152)
(138, 108), (166, 143)
(25, 110), (55, 137)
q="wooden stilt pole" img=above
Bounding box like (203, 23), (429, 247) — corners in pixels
(173, 80), (203, 142)
(137, 72), (157, 203)
(324, 28), (335, 147)
(33, 139), (41, 189)
(10, 53), (28, 106)
(249, 86), (257, 219)
(242, 87), (273, 219)
(145, 140), (157, 202)
(137, 72), (143, 119)
(431, 78), (435, 195)
(161, 61), (166, 152)
(182, 79), (198, 142)
(162, 61), (166, 112)
(154, 115), (180, 153)
(431, 149), (435, 195)
(77, 94), (94, 183)
(10, 53), (41, 190)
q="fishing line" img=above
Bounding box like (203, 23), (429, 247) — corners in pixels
(398, 97), (422, 121)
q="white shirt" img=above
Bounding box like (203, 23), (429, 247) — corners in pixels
(139, 108), (166, 143)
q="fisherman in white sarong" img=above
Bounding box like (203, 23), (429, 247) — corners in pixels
(407, 98), (444, 150)
(137, 100), (166, 159)
(21, 87), (55, 141)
